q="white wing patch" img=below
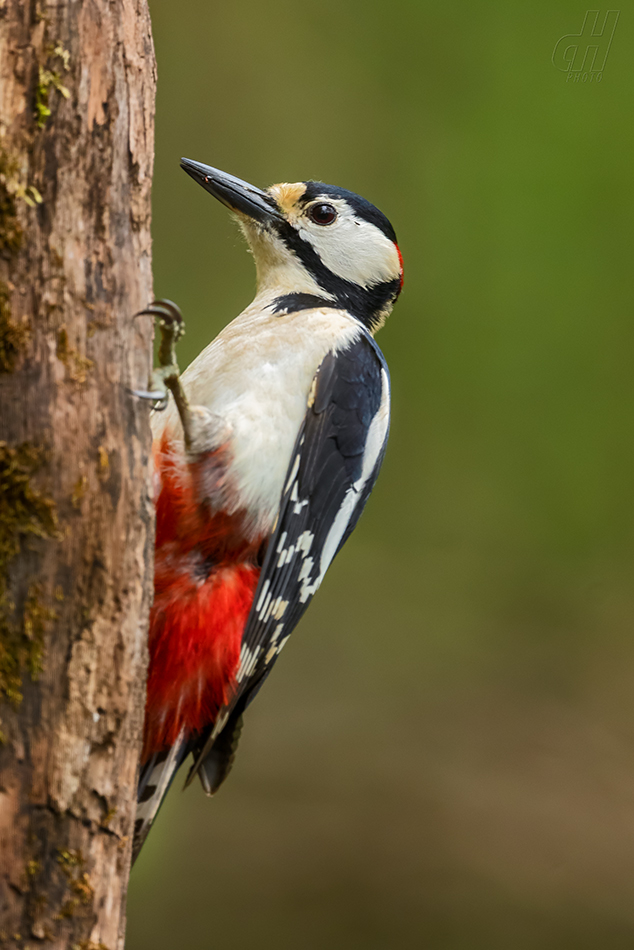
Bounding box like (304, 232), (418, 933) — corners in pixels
(299, 367), (390, 602)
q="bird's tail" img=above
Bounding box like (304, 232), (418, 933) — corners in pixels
(132, 729), (188, 865)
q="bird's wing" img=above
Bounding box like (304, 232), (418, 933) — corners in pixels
(133, 728), (189, 863)
(186, 329), (390, 789)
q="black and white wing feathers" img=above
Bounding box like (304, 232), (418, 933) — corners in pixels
(187, 329), (391, 788)
(133, 728), (189, 863)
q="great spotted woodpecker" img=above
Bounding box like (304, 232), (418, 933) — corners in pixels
(133, 159), (403, 862)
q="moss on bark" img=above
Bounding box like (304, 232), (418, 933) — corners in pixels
(0, 443), (59, 733)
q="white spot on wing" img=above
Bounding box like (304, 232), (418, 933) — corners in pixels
(236, 643), (262, 683)
(278, 543), (295, 568)
(297, 530), (314, 554)
(258, 590), (273, 619)
(272, 598), (289, 620)
(255, 579), (270, 613)
(210, 709), (230, 742)
(265, 623), (287, 664)
(298, 556), (314, 584)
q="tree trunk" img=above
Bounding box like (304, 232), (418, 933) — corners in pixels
(0, 0), (155, 947)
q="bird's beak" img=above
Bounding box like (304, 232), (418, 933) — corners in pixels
(180, 158), (283, 225)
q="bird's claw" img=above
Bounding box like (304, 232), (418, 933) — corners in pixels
(130, 389), (170, 411)
(135, 298), (185, 333)
(135, 299), (185, 360)
(133, 299), (187, 410)
(132, 299), (194, 445)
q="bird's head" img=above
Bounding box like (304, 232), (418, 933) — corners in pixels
(181, 158), (403, 333)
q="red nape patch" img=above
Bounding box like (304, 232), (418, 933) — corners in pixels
(144, 562), (259, 757)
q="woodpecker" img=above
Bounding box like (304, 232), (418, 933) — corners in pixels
(133, 159), (403, 862)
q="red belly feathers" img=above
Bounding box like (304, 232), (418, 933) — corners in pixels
(143, 434), (262, 758)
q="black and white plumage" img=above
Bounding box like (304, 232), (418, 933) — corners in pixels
(187, 331), (390, 790)
(133, 161), (402, 862)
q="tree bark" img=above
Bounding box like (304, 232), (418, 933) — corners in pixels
(0, 1), (155, 947)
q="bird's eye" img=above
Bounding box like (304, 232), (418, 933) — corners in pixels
(308, 202), (338, 226)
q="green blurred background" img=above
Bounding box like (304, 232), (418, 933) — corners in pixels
(127, 2), (634, 947)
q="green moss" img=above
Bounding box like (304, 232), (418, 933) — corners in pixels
(0, 583), (58, 712)
(0, 281), (31, 373)
(35, 46), (71, 129)
(55, 898), (79, 919)
(71, 474), (87, 509)
(97, 446), (109, 480)
(0, 443), (59, 714)
(57, 325), (93, 383)
(100, 804), (117, 828)
(54, 849), (94, 922)
(57, 850), (82, 871)
(0, 151), (24, 255)
(25, 859), (41, 878)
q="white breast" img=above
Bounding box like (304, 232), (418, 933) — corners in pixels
(153, 296), (362, 537)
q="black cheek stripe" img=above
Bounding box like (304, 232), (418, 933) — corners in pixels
(275, 220), (400, 329)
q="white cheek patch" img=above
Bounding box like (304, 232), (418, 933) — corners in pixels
(298, 212), (400, 289)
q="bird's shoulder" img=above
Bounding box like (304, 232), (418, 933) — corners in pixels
(186, 299), (363, 378)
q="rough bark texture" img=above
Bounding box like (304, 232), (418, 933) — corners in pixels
(0, 1), (156, 947)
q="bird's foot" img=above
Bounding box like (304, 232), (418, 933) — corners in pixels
(133, 300), (230, 456)
(134, 298), (186, 404)
(133, 299), (186, 409)
(133, 300), (195, 448)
